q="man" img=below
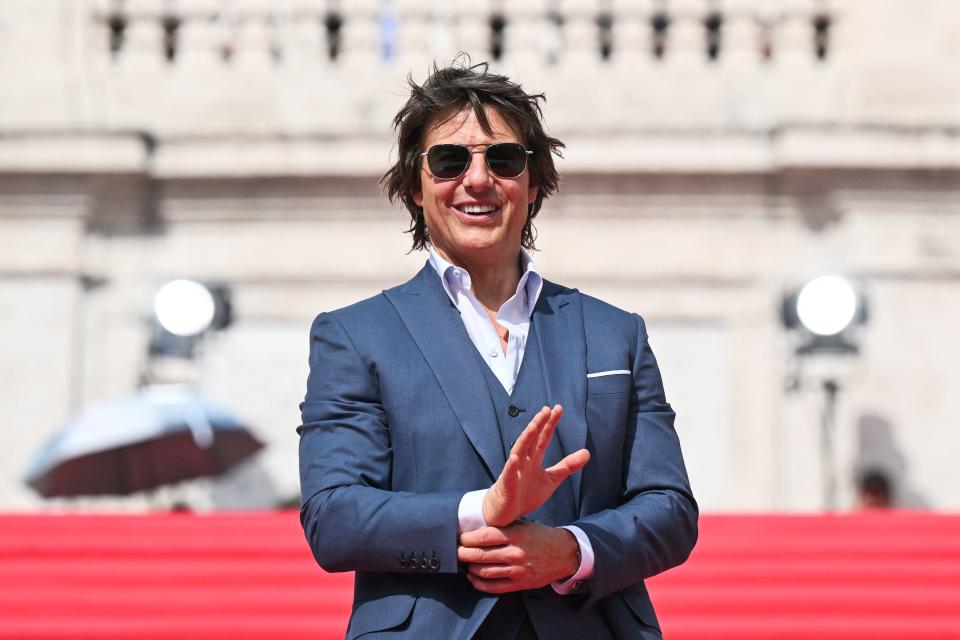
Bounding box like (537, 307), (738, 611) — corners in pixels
(298, 60), (697, 639)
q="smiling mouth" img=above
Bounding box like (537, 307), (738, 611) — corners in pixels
(455, 203), (501, 216)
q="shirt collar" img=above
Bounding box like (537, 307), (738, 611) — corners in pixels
(427, 246), (543, 318)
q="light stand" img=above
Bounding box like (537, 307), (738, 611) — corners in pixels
(782, 275), (868, 510)
(820, 378), (839, 510)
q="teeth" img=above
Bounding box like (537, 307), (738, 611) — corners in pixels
(460, 204), (498, 214)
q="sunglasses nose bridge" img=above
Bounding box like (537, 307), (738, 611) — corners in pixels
(461, 147), (495, 185)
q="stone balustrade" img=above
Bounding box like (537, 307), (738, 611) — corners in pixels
(4, 1), (957, 171)
(90, 0), (836, 70)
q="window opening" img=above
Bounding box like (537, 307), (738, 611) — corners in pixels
(651, 13), (669, 60)
(325, 12), (343, 61)
(597, 13), (613, 61)
(705, 12), (722, 61)
(490, 14), (507, 61)
(813, 14), (830, 61)
(162, 13), (180, 63)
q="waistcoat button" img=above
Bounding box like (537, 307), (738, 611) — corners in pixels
(507, 405), (520, 418)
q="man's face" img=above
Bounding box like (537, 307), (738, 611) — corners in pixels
(413, 107), (538, 269)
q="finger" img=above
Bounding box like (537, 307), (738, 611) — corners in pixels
(458, 545), (487, 564)
(500, 453), (520, 493)
(545, 448), (591, 482)
(467, 563), (519, 580)
(459, 526), (511, 548)
(458, 546), (509, 564)
(459, 541), (525, 564)
(466, 572), (517, 595)
(512, 406), (550, 459)
(532, 405), (563, 465)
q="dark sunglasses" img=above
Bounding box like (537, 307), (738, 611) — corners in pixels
(420, 143), (533, 180)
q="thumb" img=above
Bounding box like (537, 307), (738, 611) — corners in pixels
(546, 449), (590, 481)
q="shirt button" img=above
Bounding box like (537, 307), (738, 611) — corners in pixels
(488, 348), (499, 358)
(453, 269), (461, 278)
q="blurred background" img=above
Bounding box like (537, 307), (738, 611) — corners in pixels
(3, 1), (960, 638)
(3, 0), (958, 514)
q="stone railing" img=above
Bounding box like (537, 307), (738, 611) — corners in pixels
(1, 0), (938, 174)
(90, 0), (837, 71)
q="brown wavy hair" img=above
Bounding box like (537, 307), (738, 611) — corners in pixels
(381, 57), (565, 251)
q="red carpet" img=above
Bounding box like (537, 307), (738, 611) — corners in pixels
(1, 511), (957, 639)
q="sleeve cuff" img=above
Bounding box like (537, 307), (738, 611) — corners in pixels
(551, 525), (595, 595)
(457, 489), (488, 534)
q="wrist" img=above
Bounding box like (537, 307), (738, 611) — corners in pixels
(558, 528), (581, 582)
(481, 492), (513, 528)
(481, 496), (498, 528)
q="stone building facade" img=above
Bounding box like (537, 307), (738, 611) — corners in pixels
(1, 0), (959, 511)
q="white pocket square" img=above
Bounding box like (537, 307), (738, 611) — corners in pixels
(586, 369), (630, 378)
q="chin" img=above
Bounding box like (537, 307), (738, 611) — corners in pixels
(454, 234), (506, 254)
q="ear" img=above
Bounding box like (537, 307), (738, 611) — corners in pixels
(527, 184), (539, 208)
(410, 170), (423, 208)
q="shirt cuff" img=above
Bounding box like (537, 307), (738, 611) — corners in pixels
(551, 525), (595, 595)
(457, 489), (488, 534)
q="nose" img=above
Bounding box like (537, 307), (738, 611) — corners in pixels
(461, 148), (494, 190)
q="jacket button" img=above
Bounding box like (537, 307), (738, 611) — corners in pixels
(429, 555), (440, 571)
(507, 405), (520, 418)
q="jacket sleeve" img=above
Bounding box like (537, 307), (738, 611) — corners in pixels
(573, 313), (699, 606)
(297, 312), (463, 574)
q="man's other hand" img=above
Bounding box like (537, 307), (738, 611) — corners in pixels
(458, 521), (580, 594)
(482, 404), (590, 527)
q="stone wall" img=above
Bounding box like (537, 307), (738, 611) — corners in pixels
(1, 0), (958, 511)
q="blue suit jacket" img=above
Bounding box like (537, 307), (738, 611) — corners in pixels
(299, 264), (698, 639)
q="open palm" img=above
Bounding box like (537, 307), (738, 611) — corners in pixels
(482, 405), (591, 527)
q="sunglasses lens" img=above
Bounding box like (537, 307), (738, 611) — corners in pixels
(427, 145), (470, 179)
(486, 143), (528, 178)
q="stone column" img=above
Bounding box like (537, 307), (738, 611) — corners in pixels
(611, 0), (655, 71)
(667, 0), (706, 68)
(119, 0), (167, 72)
(560, 1), (599, 69)
(395, 0), (431, 70)
(339, 0), (379, 70)
(177, 2), (224, 69)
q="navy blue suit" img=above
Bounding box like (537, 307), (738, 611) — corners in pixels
(298, 263), (697, 639)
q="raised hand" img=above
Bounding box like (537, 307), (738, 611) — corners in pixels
(481, 404), (590, 527)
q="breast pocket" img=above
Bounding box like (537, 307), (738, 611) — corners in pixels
(587, 372), (631, 396)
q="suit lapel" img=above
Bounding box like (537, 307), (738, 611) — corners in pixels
(531, 281), (588, 516)
(384, 264), (505, 482)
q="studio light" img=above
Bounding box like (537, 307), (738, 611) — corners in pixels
(796, 276), (858, 336)
(150, 280), (232, 358)
(781, 275), (867, 354)
(154, 279), (216, 338)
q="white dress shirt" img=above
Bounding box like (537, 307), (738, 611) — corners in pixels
(428, 247), (595, 594)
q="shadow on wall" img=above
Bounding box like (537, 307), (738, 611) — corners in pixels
(854, 413), (928, 509)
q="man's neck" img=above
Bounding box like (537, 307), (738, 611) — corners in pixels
(468, 261), (522, 313)
(433, 246), (522, 312)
